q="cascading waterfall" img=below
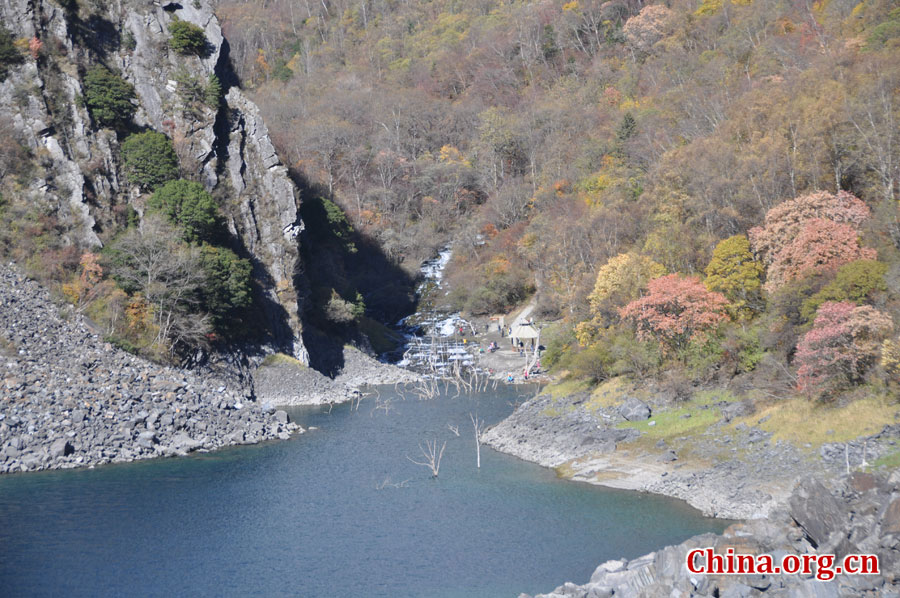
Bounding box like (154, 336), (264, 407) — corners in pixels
(397, 246), (481, 375)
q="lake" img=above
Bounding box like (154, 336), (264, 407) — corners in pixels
(0, 384), (728, 597)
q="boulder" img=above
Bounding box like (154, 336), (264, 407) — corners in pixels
(789, 477), (846, 549)
(274, 410), (290, 424)
(882, 497), (900, 535)
(618, 397), (651, 421)
(49, 438), (73, 458)
(171, 433), (203, 453)
(137, 431), (157, 449)
(659, 450), (678, 463)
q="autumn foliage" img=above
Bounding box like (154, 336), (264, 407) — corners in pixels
(762, 218), (877, 293)
(623, 5), (674, 53)
(795, 302), (893, 397)
(619, 274), (729, 353)
(589, 253), (666, 316)
(703, 235), (763, 316)
(748, 191), (872, 266)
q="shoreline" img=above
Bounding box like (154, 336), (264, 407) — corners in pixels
(484, 385), (900, 596)
(0, 265), (302, 475)
(0, 264), (414, 475)
(481, 385), (870, 520)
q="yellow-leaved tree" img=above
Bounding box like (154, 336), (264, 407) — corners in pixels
(703, 235), (764, 318)
(575, 252), (666, 345)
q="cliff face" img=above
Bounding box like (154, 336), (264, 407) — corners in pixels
(0, 0), (308, 362)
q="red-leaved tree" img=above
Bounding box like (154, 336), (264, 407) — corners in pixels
(619, 274), (729, 353)
(763, 218), (877, 293)
(795, 301), (894, 397)
(749, 190), (871, 266)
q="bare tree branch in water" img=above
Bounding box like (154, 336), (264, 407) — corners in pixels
(407, 439), (446, 478)
(470, 412), (485, 469)
(370, 398), (394, 417)
(375, 476), (410, 490)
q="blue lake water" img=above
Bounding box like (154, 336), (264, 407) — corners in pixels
(0, 385), (728, 597)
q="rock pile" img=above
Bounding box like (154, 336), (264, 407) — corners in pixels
(528, 473), (900, 598)
(254, 345), (422, 406)
(0, 265), (298, 474)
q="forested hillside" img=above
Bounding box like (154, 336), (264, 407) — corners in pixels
(218, 0), (900, 399)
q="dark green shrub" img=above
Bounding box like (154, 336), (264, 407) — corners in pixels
(541, 325), (577, 370)
(168, 20), (208, 56)
(569, 343), (612, 383)
(122, 31), (136, 52)
(800, 260), (888, 322)
(324, 289), (364, 324)
(147, 179), (222, 243)
(198, 244), (252, 331)
(173, 71), (222, 116)
(272, 61), (293, 82)
(0, 26), (24, 82)
(204, 74), (223, 107)
(604, 328), (661, 378)
(681, 334), (726, 381)
(120, 131), (179, 190)
(82, 66), (136, 128)
(868, 8), (900, 48)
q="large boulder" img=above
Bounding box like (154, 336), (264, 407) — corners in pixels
(789, 477), (846, 549)
(49, 438), (73, 458)
(619, 397), (651, 421)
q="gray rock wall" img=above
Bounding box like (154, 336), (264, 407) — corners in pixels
(0, 0), (308, 362)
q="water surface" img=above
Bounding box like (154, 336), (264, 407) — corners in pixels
(0, 385), (727, 597)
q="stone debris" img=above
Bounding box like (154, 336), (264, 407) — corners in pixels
(525, 474), (900, 598)
(0, 265), (300, 474)
(254, 345), (421, 406)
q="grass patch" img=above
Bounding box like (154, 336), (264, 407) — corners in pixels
(869, 448), (900, 471)
(261, 352), (306, 368)
(545, 377), (592, 399)
(614, 389), (743, 443)
(617, 404), (721, 442)
(584, 376), (631, 412)
(739, 396), (899, 448)
(540, 403), (575, 417)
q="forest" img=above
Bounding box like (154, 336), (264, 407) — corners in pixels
(215, 0), (900, 399)
(0, 0), (898, 401)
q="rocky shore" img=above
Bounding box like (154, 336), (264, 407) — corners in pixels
(526, 473), (900, 598)
(482, 389), (815, 520)
(254, 345), (421, 406)
(0, 265), (298, 474)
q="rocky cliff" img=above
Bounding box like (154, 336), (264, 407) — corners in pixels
(0, 0), (308, 361)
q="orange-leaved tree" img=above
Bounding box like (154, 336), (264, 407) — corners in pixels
(620, 274), (729, 354)
(795, 301), (893, 397)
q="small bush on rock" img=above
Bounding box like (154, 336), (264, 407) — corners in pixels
(147, 179), (222, 244)
(0, 25), (24, 82)
(82, 66), (136, 128)
(168, 20), (209, 56)
(121, 131), (180, 191)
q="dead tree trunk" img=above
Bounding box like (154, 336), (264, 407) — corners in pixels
(470, 412), (484, 469)
(408, 439), (446, 478)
